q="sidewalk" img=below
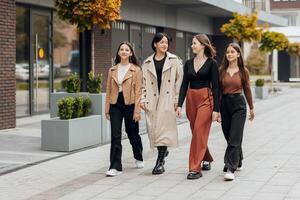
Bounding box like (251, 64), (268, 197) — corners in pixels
(1, 87), (300, 200)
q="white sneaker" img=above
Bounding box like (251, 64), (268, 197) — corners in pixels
(106, 169), (122, 177)
(224, 171), (235, 181)
(135, 160), (144, 168)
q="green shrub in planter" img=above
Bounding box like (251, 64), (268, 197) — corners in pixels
(65, 73), (81, 93)
(72, 96), (84, 118)
(82, 96), (92, 117)
(255, 79), (265, 87)
(87, 71), (102, 93)
(57, 96), (91, 119)
(57, 96), (75, 120)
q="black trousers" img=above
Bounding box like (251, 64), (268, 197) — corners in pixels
(109, 92), (143, 171)
(220, 93), (247, 173)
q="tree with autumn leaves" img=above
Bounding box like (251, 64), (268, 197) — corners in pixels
(55, 0), (122, 72)
(55, 0), (121, 31)
(220, 11), (263, 43)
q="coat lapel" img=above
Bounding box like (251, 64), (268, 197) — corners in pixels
(110, 65), (119, 84)
(162, 52), (176, 73)
(145, 55), (157, 78)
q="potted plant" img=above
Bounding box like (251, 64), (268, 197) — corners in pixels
(50, 72), (110, 144)
(255, 79), (268, 99)
(42, 96), (101, 152)
(51, 72), (105, 117)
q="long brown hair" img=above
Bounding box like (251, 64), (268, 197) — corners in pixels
(194, 34), (216, 58)
(219, 43), (247, 90)
(114, 41), (139, 66)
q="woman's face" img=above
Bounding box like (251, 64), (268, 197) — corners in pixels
(226, 46), (240, 63)
(191, 37), (204, 54)
(155, 36), (168, 53)
(118, 44), (132, 61)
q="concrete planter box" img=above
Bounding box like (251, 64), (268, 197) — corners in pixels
(255, 86), (268, 99)
(41, 115), (101, 152)
(50, 92), (111, 144)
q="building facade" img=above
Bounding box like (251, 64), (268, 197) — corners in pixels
(0, 0), (287, 130)
(269, 0), (300, 82)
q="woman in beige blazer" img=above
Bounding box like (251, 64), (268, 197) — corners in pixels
(141, 32), (183, 175)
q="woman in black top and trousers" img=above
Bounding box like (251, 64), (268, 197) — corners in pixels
(177, 34), (219, 179)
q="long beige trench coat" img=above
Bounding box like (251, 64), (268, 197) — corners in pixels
(141, 52), (183, 148)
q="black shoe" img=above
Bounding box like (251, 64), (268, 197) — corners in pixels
(152, 162), (165, 175)
(202, 162), (211, 171)
(187, 171), (203, 180)
(152, 146), (168, 175)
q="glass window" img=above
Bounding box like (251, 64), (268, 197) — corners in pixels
(142, 25), (156, 62)
(53, 12), (80, 92)
(176, 31), (186, 62)
(186, 33), (194, 60)
(111, 21), (129, 64)
(16, 6), (30, 117)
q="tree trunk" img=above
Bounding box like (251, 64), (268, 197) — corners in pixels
(269, 51), (274, 93)
(91, 27), (95, 75)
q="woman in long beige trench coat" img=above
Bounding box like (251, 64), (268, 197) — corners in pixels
(141, 32), (183, 175)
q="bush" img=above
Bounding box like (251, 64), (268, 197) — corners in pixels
(87, 71), (102, 93)
(57, 96), (91, 120)
(65, 73), (80, 93)
(255, 79), (265, 87)
(246, 48), (267, 75)
(82, 96), (92, 117)
(57, 96), (75, 120)
(72, 96), (84, 118)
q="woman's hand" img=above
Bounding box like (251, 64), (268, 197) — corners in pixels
(176, 107), (182, 118)
(249, 109), (255, 121)
(133, 113), (141, 122)
(105, 113), (110, 120)
(140, 102), (148, 112)
(212, 111), (219, 122)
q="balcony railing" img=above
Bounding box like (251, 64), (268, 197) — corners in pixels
(243, 0), (266, 11)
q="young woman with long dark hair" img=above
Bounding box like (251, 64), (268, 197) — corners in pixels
(105, 41), (143, 177)
(218, 43), (255, 181)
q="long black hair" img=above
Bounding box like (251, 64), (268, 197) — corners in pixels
(151, 32), (170, 52)
(219, 43), (247, 90)
(114, 41), (138, 66)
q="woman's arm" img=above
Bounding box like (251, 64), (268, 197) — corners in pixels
(178, 61), (189, 108)
(105, 69), (112, 119)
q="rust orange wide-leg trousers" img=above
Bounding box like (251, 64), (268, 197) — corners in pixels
(186, 88), (214, 172)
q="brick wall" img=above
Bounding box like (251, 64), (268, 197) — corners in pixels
(0, 0), (16, 130)
(93, 27), (112, 92)
(271, 0), (300, 10)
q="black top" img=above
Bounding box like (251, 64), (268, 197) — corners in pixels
(178, 57), (220, 112)
(153, 55), (166, 93)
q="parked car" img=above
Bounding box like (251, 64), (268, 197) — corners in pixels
(16, 60), (50, 81)
(16, 63), (29, 81)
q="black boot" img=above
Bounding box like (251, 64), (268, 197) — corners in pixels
(152, 146), (169, 175)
